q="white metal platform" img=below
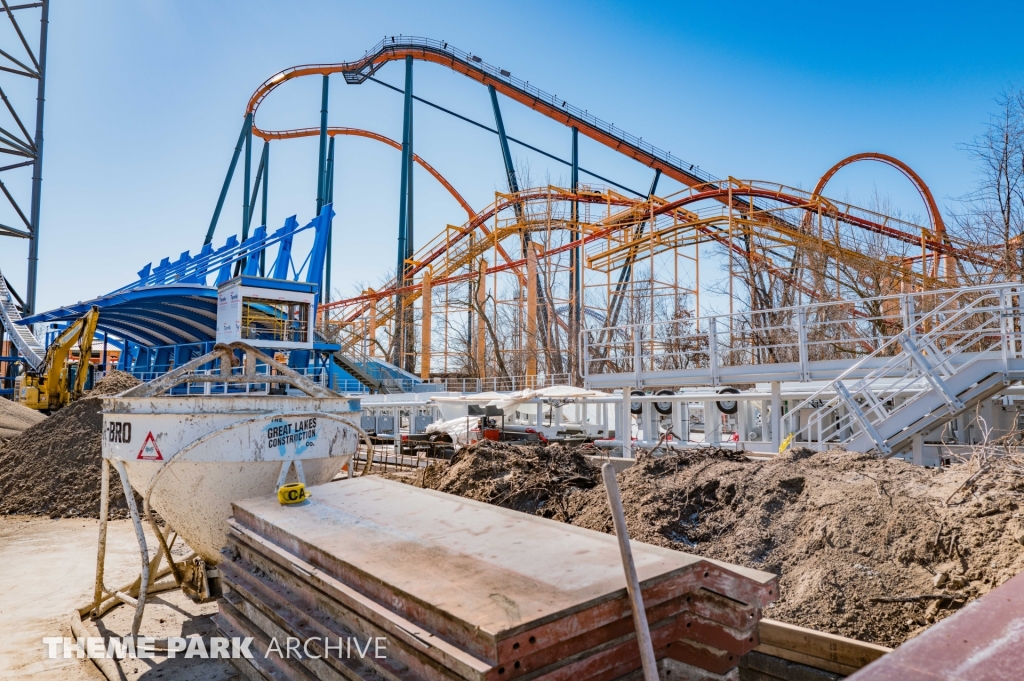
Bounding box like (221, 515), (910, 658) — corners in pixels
(581, 284), (1024, 460)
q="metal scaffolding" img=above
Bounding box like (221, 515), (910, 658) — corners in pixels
(0, 0), (49, 317)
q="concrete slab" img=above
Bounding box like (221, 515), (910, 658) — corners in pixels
(0, 515), (236, 681)
(230, 477), (777, 663)
(0, 516), (145, 680)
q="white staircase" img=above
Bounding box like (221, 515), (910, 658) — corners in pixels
(0, 267), (44, 368)
(783, 286), (1024, 456)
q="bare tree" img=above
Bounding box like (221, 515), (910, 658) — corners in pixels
(953, 89), (1024, 278)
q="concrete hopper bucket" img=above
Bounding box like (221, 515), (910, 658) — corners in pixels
(88, 342), (369, 638)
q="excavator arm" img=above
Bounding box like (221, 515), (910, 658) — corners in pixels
(26, 305), (100, 411)
(71, 306), (100, 400)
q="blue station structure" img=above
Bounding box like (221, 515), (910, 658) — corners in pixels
(16, 206), (422, 394)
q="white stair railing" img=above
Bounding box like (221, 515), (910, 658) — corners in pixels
(0, 267), (44, 368)
(782, 285), (1023, 454)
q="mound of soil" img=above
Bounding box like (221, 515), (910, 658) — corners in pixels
(89, 370), (142, 396)
(419, 440), (599, 518)
(0, 397), (133, 519)
(0, 395), (46, 441)
(417, 442), (1024, 647)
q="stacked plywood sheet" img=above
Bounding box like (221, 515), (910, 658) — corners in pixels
(214, 477), (777, 681)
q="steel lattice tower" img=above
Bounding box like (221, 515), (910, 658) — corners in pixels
(0, 0), (48, 317)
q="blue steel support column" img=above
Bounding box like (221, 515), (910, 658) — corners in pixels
(235, 116), (253, 275)
(204, 114), (251, 245)
(242, 117), (252, 241)
(570, 127), (580, 351)
(315, 75), (330, 215)
(394, 56), (414, 368)
(260, 141), (269, 276)
(324, 136), (335, 303)
(488, 85), (522, 221)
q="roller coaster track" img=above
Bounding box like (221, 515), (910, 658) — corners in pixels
(322, 187), (643, 352)
(653, 180), (988, 265)
(320, 179), (978, 355)
(0, 265), (43, 368)
(257, 126), (476, 220)
(248, 37), (974, 286)
(325, 179), (981, 318)
(249, 38), (949, 260)
(246, 36), (810, 241)
(247, 36), (719, 192)
(814, 153), (946, 236)
(237, 36), (983, 365)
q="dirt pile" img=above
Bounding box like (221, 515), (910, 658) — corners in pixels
(419, 440), (599, 517)
(89, 370), (142, 396)
(0, 395), (46, 441)
(0, 397), (133, 518)
(417, 442), (1024, 646)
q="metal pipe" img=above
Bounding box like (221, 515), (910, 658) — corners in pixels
(260, 140), (269, 275)
(601, 463), (658, 681)
(246, 142), (266, 229)
(112, 459), (149, 638)
(242, 114), (252, 241)
(488, 84), (521, 220)
(771, 380), (782, 452)
(24, 0), (47, 315)
(315, 75), (329, 214)
(324, 136), (335, 302)
(91, 458), (109, 617)
(570, 126), (580, 362)
(204, 114), (251, 245)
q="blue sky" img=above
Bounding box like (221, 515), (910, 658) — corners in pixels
(1, 0), (1022, 313)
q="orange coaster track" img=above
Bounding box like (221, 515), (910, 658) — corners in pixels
(218, 36), (995, 378)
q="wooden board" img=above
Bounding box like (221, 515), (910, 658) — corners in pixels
(756, 619), (890, 675)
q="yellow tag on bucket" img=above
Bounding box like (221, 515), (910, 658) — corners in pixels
(278, 482), (310, 505)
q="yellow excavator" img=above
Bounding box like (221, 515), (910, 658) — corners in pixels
(16, 306), (100, 413)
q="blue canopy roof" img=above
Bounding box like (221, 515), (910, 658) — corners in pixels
(19, 206), (334, 348)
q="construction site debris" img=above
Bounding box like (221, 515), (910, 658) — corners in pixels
(416, 441), (1024, 647)
(0, 398), (133, 519)
(0, 393), (45, 441)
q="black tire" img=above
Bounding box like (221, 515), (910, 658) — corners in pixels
(716, 387), (740, 415)
(654, 389), (675, 415)
(630, 390), (645, 415)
